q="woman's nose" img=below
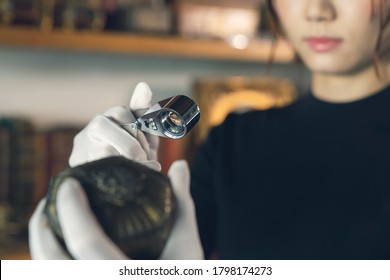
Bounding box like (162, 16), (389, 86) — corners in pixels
(305, 0), (336, 22)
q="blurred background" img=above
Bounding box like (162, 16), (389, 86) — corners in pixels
(0, 0), (310, 259)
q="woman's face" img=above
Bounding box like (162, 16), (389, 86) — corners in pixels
(272, 0), (390, 75)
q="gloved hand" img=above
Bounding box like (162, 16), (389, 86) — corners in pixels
(69, 82), (160, 171)
(29, 160), (204, 260)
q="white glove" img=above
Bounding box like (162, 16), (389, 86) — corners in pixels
(69, 82), (160, 171)
(29, 160), (204, 260)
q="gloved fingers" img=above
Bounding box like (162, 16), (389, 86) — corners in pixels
(69, 116), (148, 167)
(87, 149), (161, 171)
(89, 116), (149, 161)
(69, 82), (160, 169)
(69, 115), (130, 167)
(129, 82), (153, 117)
(103, 106), (136, 124)
(144, 133), (159, 161)
(86, 145), (120, 163)
(138, 160), (162, 172)
(128, 82), (159, 160)
(57, 178), (128, 260)
(160, 160), (204, 260)
(105, 110), (158, 162)
(104, 86), (159, 161)
(29, 199), (71, 260)
(88, 115), (149, 160)
(132, 128), (155, 160)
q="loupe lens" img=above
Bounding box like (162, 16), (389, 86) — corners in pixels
(160, 111), (185, 138)
(168, 112), (183, 126)
(133, 95), (200, 140)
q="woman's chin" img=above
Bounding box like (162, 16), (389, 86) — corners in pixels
(305, 61), (358, 76)
(302, 54), (373, 76)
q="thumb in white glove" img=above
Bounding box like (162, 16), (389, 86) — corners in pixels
(28, 160), (204, 260)
(69, 82), (160, 171)
(160, 160), (204, 259)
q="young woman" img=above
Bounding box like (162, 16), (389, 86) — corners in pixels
(29, 0), (390, 259)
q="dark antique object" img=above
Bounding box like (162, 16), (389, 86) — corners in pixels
(44, 156), (177, 259)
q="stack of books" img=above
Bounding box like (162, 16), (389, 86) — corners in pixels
(0, 117), (80, 244)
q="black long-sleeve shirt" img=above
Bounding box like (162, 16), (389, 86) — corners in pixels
(190, 85), (390, 259)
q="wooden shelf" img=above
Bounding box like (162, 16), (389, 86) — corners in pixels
(0, 26), (295, 62)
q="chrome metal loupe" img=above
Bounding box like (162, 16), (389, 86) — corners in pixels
(124, 95), (200, 139)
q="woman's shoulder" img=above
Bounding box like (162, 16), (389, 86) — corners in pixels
(206, 94), (314, 141)
(207, 107), (284, 141)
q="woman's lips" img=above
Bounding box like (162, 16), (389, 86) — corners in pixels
(305, 37), (343, 52)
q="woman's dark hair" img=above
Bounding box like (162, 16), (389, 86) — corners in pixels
(264, 0), (280, 37)
(372, 0), (390, 78)
(264, 0), (290, 74)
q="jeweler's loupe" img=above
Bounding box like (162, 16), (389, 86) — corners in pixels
(123, 95), (200, 140)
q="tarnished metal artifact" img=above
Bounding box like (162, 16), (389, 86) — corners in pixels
(44, 156), (177, 259)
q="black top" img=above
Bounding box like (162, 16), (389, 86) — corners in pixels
(190, 85), (390, 260)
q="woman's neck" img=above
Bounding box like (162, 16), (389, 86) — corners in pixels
(311, 63), (390, 103)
